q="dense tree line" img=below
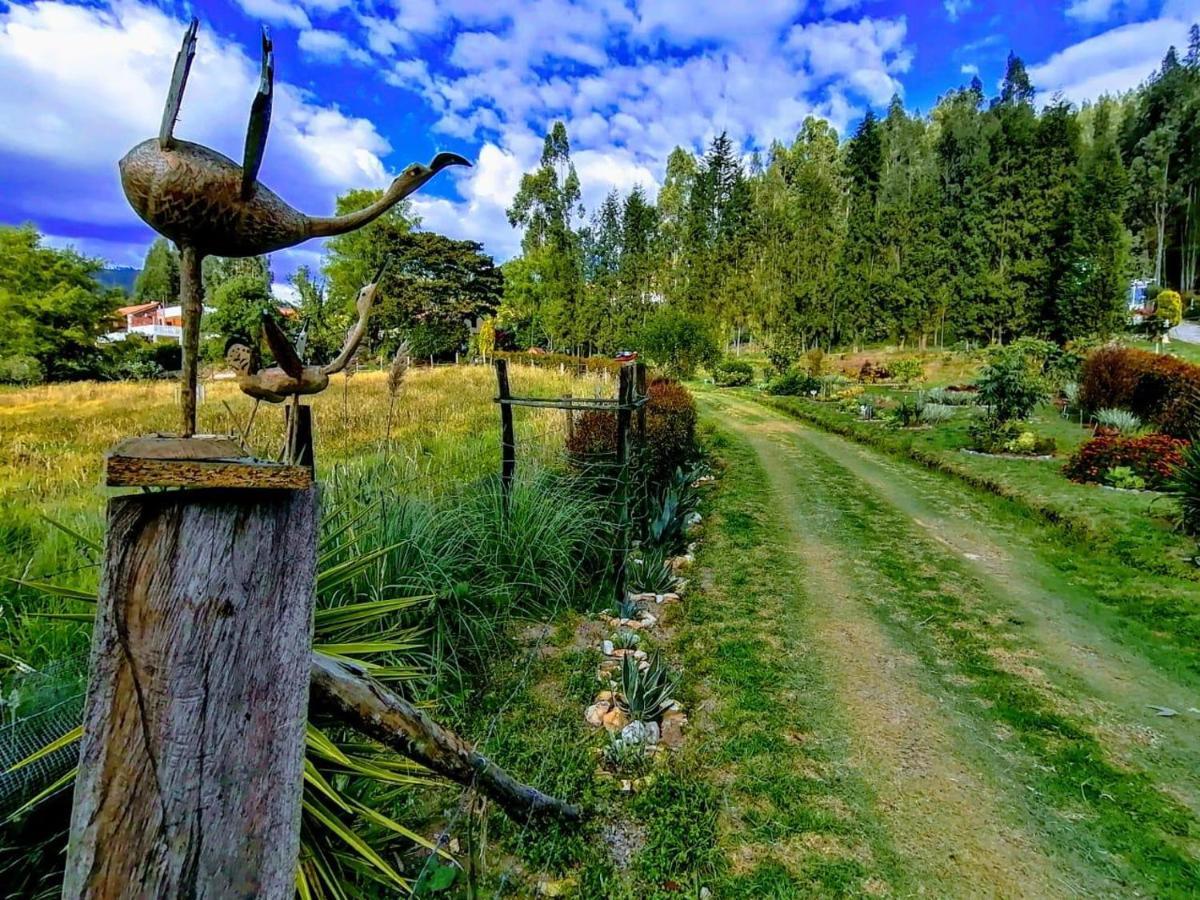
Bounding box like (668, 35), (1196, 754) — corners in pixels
(503, 29), (1200, 354)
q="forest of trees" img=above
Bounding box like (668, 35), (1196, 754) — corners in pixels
(500, 30), (1200, 356)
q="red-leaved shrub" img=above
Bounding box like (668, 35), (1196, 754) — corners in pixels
(644, 377), (697, 481)
(1063, 433), (1190, 488)
(565, 377), (697, 482)
(1079, 347), (1200, 438)
(566, 410), (616, 457)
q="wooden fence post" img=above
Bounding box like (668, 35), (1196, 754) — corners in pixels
(612, 365), (634, 604)
(634, 362), (647, 443)
(63, 486), (317, 899)
(495, 359), (516, 508)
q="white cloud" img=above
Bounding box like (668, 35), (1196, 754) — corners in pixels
(298, 28), (372, 63)
(1028, 16), (1193, 103)
(961, 63), (979, 75)
(0, 1), (394, 265)
(233, 0), (311, 30)
(1064, 0), (1155, 25)
(944, 0), (972, 22)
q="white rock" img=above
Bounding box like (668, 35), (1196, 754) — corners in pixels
(645, 721), (661, 744)
(684, 512), (702, 527)
(585, 702), (610, 727)
(601, 640), (614, 655)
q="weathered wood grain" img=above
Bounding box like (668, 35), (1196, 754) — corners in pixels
(105, 435), (311, 489)
(64, 487), (317, 899)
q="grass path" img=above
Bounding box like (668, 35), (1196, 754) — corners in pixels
(692, 389), (1200, 897)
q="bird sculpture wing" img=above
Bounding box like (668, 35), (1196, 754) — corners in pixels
(159, 18), (199, 149)
(262, 313), (304, 379)
(241, 27), (274, 200)
(294, 326), (308, 361)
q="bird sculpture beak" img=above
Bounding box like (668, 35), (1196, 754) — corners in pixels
(430, 152), (472, 172)
(373, 258), (391, 285)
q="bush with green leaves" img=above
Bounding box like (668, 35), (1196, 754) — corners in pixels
(639, 307), (718, 378)
(889, 356), (925, 386)
(1166, 441), (1200, 535)
(766, 368), (820, 396)
(974, 353), (1048, 422)
(711, 357), (753, 387)
(0, 355), (45, 385)
(616, 652), (678, 722)
(1093, 408), (1142, 435)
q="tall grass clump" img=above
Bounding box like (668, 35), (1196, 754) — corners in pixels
(1093, 407), (1142, 435)
(1166, 441), (1200, 536)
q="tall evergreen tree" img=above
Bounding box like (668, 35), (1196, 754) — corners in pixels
(132, 238), (179, 303)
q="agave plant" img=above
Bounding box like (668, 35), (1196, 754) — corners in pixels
(3, 512), (446, 898)
(616, 652), (677, 723)
(612, 593), (643, 621)
(645, 468), (701, 552)
(626, 545), (676, 595)
(1093, 407), (1142, 435)
(611, 629), (641, 650)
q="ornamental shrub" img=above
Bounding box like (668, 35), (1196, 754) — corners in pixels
(1078, 347), (1200, 438)
(643, 378), (698, 483)
(0, 355), (45, 385)
(766, 368), (820, 396)
(566, 410), (617, 458)
(975, 353), (1048, 422)
(1064, 433), (1189, 489)
(1156, 289), (1183, 328)
(890, 357), (924, 386)
(711, 357), (753, 387)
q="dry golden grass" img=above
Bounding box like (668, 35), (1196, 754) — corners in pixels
(0, 363), (612, 510)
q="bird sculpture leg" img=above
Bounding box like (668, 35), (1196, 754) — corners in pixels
(178, 245), (205, 437)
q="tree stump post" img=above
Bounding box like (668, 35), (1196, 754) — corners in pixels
(63, 486), (317, 899)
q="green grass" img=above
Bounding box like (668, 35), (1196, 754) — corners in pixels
(664, 428), (906, 897)
(750, 422), (1200, 895)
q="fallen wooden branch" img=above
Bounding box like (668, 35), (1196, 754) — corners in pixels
(310, 653), (583, 825)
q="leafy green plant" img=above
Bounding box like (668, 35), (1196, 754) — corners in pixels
(766, 368), (820, 397)
(926, 387), (976, 406)
(602, 732), (652, 776)
(975, 353), (1048, 422)
(1165, 441), (1200, 535)
(616, 652), (678, 723)
(889, 356), (924, 387)
(711, 357), (753, 387)
(1104, 466), (1146, 491)
(1093, 407), (1142, 435)
(890, 396), (926, 427)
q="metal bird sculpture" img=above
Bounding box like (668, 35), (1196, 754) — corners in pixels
(119, 19), (470, 436)
(225, 261), (386, 403)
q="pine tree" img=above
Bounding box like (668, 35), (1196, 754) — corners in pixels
(132, 238), (179, 303)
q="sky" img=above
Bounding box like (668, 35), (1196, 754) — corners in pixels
(0, 0), (1196, 287)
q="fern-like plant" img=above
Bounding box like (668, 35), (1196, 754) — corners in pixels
(616, 652), (677, 723)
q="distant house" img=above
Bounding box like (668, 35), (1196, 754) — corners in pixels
(103, 302), (185, 343)
(102, 301), (296, 343)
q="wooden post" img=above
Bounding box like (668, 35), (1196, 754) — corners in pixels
(612, 365), (634, 604)
(565, 392), (574, 444)
(634, 362), (647, 443)
(286, 403), (315, 470)
(64, 487), (317, 899)
(495, 359), (515, 508)
(178, 245), (204, 437)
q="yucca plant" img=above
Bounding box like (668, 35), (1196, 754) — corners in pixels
(1094, 407), (1143, 435)
(3, 513), (446, 898)
(645, 468), (701, 552)
(1166, 441), (1200, 536)
(613, 594), (643, 620)
(616, 652), (677, 723)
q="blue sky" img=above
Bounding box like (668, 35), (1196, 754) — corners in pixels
(0, 0), (1195, 285)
